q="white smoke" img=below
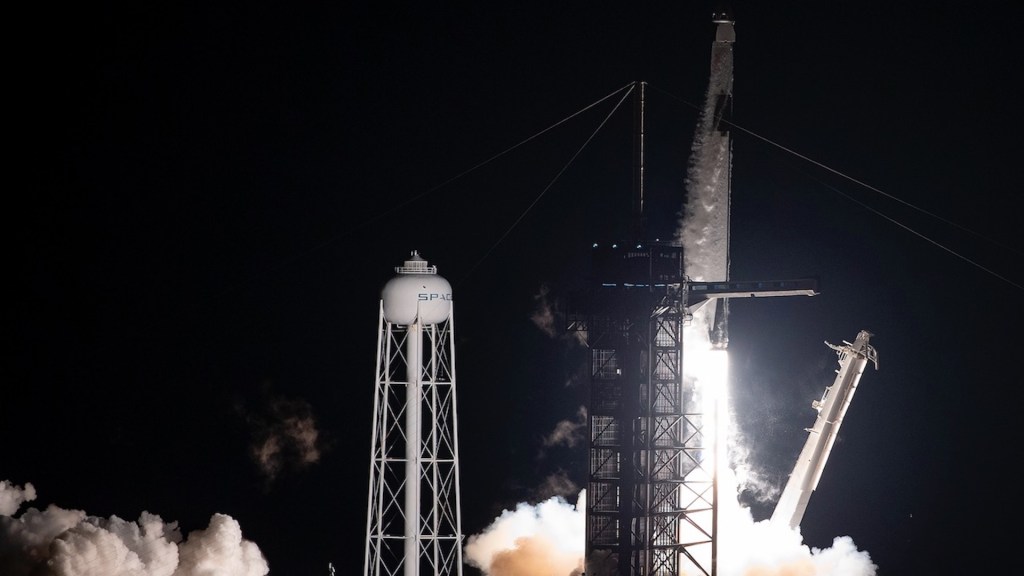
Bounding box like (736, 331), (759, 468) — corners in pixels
(728, 431), (783, 505)
(464, 492), (585, 576)
(714, 463), (877, 576)
(541, 406), (586, 449)
(0, 481), (269, 576)
(0, 480), (37, 516)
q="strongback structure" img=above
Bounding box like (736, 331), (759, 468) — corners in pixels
(364, 252), (463, 576)
(770, 330), (878, 530)
(576, 12), (818, 576)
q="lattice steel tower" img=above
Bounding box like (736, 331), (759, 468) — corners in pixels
(573, 241), (695, 576)
(576, 12), (729, 576)
(364, 251), (463, 576)
(568, 73), (713, 574)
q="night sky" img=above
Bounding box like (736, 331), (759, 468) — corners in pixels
(6, 2), (1022, 575)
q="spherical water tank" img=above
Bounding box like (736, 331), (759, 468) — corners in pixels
(381, 251), (452, 325)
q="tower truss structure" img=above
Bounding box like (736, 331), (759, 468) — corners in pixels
(572, 244), (715, 576)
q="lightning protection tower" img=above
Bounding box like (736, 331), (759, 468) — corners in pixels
(364, 251), (463, 576)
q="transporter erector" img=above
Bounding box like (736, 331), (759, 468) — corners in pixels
(771, 330), (879, 530)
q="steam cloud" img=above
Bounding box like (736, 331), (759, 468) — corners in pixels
(714, 466), (876, 576)
(0, 481), (268, 576)
(541, 406), (586, 449)
(464, 492), (585, 576)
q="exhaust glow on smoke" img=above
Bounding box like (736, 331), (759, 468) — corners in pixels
(464, 492), (585, 576)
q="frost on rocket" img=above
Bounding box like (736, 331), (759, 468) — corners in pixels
(678, 37), (733, 286)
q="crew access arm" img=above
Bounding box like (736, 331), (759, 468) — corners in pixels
(685, 278), (819, 347)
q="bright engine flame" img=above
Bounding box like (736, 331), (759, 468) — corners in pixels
(674, 324), (730, 574)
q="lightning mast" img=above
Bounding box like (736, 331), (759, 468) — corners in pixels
(364, 251), (463, 576)
(576, 80), (692, 576)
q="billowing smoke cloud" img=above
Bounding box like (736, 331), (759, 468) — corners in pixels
(464, 399), (876, 575)
(0, 481), (268, 576)
(0, 480), (37, 516)
(464, 492), (585, 576)
(728, 438), (783, 506)
(713, 467), (877, 576)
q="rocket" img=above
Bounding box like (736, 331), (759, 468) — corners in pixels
(770, 330), (879, 530)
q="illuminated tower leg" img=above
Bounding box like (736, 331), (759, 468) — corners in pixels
(406, 322), (421, 576)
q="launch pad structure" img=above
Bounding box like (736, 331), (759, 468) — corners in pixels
(570, 246), (818, 576)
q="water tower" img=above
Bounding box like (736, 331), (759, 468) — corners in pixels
(364, 251), (463, 576)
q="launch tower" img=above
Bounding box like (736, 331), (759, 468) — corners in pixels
(364, 251), (463, 576)
(576, 12), (818, 576)
(572, 241), (692, 576)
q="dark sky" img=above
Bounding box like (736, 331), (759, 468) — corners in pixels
(6, 2), (1023, 575)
